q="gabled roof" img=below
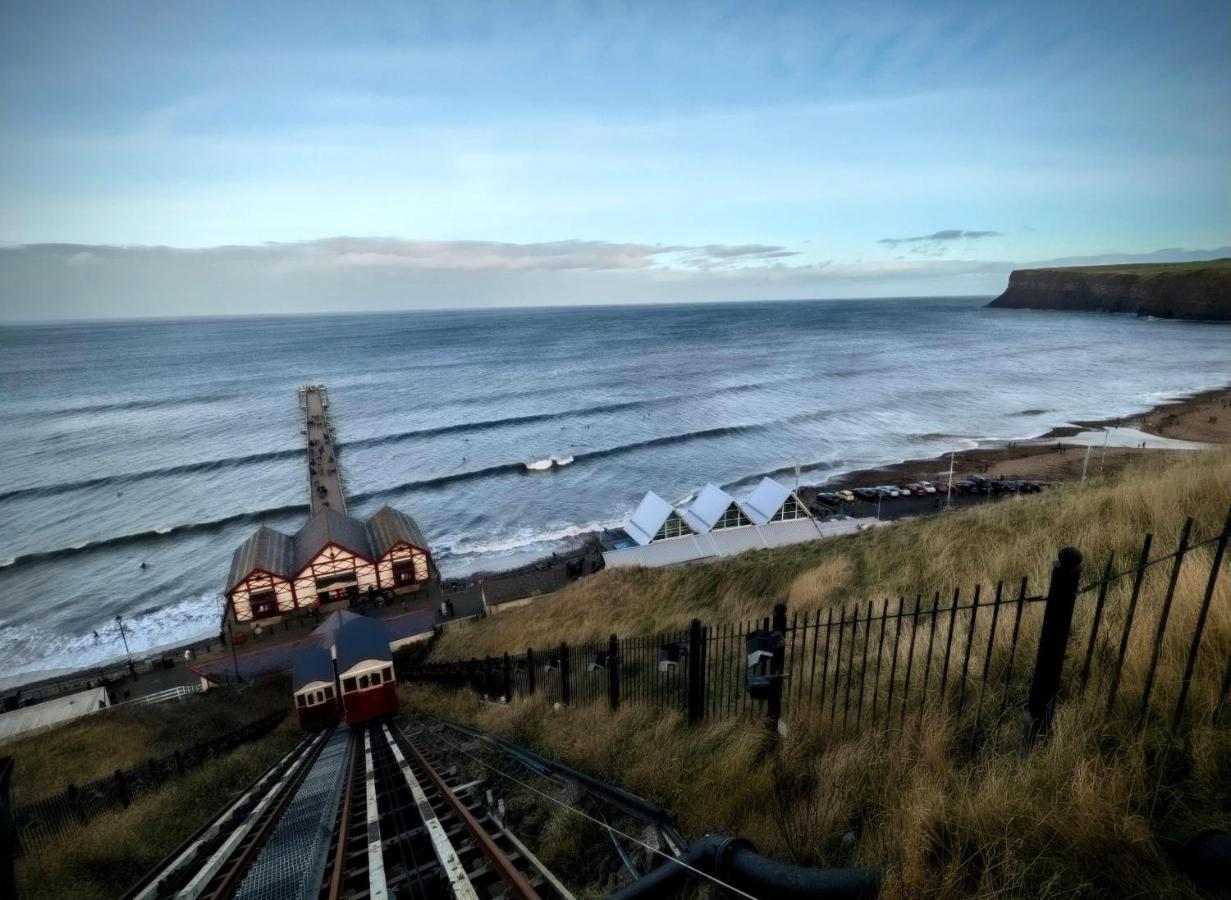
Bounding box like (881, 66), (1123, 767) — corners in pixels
(678, 484), (738, 534)
(335, 615), (393, 675)
(293, 508), (374, 571)
(291, 644), (334, 692)
(225, 526), (296, 593)
(309, 609), (363, 649)
(366, 505), (430, 558)
(740, 477), (796, 526)
(625, 491), (677, 546)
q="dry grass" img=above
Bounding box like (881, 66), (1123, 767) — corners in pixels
(408, 449), (1231, 899)
(431, 450), (1229, 660)
(8, 674), (289, 804)
(14, 720), (301, 900)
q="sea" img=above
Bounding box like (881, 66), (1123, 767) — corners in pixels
(2, 297), (1229, 679)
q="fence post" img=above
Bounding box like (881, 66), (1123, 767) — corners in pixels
(560, 642), (572, 705)
(1025, 547), (1084, 747)
(67, 783), (86, 825)
(0, 757), (17, 898)
(687, 619), (705, 724)
(607, 634), (620, 712)
(502, 652), (513, 704)
(114, 767), (130, 808)
(768, 603), (787, 733)
(526, 648), (537, 695)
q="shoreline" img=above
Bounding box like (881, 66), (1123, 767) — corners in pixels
(805, 382), (1230, 493)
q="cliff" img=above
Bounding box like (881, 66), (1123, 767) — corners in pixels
(986, 259), (1231, 321)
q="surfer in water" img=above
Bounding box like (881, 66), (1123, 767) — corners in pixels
(140, 561), (148, 570)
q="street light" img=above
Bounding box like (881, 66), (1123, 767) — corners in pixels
(115, 614), (134, 678)
(226, 619), (243, 684)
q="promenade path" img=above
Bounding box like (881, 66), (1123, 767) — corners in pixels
(300, 384), (345, 515)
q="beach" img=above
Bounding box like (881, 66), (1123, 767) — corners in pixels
(804, 383), (1230, 495)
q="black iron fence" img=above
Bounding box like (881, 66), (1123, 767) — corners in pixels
(11, 709), (286, 852)
(409, 510), (1231, 748)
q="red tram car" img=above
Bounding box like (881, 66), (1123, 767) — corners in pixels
(292, 644), (339, 730)
(334, 615), (399, 725)
(290, 610), (399, 729)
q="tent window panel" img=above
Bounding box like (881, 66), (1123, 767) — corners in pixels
(715, 505), (751, 529)
(771, 495), (808, 521)
(653, 514), (693, 542)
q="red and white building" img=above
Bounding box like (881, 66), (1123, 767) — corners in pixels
(223, 504), (435, 632)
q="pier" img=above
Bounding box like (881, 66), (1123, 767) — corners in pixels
(298, 384), (346, 515)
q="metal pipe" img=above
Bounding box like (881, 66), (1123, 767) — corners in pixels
(610, 833), (882, 900)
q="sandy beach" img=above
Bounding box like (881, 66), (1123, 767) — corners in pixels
(806, 383), (1231, 493)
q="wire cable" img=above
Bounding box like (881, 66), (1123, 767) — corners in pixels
(406, 721), (761, 900)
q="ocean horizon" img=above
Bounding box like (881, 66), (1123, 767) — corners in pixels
(2, 295), (1229, 679)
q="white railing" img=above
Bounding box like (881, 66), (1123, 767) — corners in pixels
(112, 684), (203, 708)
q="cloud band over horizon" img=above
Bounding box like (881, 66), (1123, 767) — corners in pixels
(2, 237), (1227, 323)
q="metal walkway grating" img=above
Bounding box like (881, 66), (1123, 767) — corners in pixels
(235, 727), (351, 900)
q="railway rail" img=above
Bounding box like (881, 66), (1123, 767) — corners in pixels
(125, 712), (879, 899)
(125, 718), (580, 900)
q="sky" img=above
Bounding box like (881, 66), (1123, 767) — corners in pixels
(1, 0), (1228, 321)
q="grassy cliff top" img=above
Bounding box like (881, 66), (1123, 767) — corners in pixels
(1018, 257), (1231, 277)
(411, 450), (1231, 899)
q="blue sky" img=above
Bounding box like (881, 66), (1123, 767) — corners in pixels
(1, 1), (1228, 318)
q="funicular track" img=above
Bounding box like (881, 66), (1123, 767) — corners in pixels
(127, 719), (573, 900)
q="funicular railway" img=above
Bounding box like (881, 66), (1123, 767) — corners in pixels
(125, 718), (571, 900)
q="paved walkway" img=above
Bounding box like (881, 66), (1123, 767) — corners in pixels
(301, 384), (346, 515)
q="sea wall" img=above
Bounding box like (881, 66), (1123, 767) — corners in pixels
(987, 261), (1231, 321)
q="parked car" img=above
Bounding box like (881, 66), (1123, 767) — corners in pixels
(835, 489), (856, 503)
(918, 481), (938, 494)
(816, 491), (841, 505)
(854, 488), (880, 502)
(877, 485), (900, 498)
(906, 484), (928, 496)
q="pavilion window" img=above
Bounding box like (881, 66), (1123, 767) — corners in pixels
(296, 694), (307, 707)
(392, 558), (418, 585)
(343, 677), (357, 692)
(250, 591), (278, 619)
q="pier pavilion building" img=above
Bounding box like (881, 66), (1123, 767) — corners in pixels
(224, 504), (436, 631)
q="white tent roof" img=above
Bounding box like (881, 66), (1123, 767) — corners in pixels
(679, 483), (737, 534)
(740, 477), (795, 526)
(625, 491), (677, 546)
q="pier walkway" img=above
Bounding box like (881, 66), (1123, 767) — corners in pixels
(299, 384), (346, 515)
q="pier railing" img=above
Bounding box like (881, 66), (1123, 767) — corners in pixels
(10, 709), (285, 852)
(407, 509), (1231, 751)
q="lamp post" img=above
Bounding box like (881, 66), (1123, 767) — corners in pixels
(115, 614), (135, 679)
(226, 619), (243, 684)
